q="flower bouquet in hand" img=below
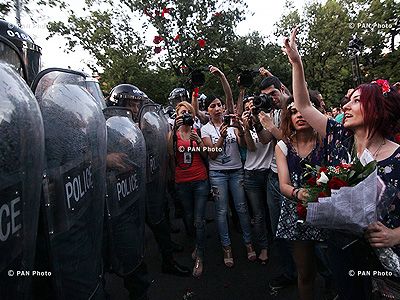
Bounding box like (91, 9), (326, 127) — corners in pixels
(299, 156), (384, 235)
(296, 159), (377, 221)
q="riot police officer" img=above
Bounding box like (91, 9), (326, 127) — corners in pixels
(0, 20), (45, 300)
(108, 84), (190, 279)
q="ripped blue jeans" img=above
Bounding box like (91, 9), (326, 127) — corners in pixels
(209, 169), (252, 247)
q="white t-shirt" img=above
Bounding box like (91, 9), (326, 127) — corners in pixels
(269, 109), (281, 173)
(201, 122), (242, 171)
(244, 129), (274, 170)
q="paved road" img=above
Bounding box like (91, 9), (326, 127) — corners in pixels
(105, 201), (330, 300)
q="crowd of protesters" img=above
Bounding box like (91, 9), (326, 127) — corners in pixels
(164, 28), (400, 300)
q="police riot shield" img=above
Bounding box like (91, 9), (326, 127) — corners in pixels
(139, 103), (170, 225)
(33, 69), (107, 300)
(0, 45), (44, 300)
(103, 107), (146, 276)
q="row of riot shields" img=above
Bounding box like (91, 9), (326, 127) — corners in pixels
(0, 38), (170, 299)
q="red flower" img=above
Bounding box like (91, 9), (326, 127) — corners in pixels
(339, 163), (352, 169)
(373, 79), (391, 95)
(328, 177), (348, 190)
(213, 12), (222, 17)
(307, 177), (317, 186)
(198, 39), (206, 48)
(154, 46), (162, 54)
(153, 36), (164, 44)
(297, 202), (307, 220)
(173, 34), (180, 41)
(318, 191), (330, 198)
(319, 167), (328, 173)
(161, 7), (171, 17)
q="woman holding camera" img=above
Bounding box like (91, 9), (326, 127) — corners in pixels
(168, 101), (209, 277)
(201, 66), (254, 268)
(283, 27), (400, 299)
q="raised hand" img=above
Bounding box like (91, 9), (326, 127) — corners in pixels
(282, 26), (301, 65)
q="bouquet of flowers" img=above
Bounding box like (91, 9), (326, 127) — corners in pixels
(296, 159), (377, 220)
(297, 149), (390, 235)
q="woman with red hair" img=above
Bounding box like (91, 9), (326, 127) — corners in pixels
(282, 27), (400, 299)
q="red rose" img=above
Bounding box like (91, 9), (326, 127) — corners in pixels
(307, 177), (317, 186)
(154, 46), (162, 53)
(318, 191), (330, 198)
(153, 36), (163, 44)
(297, 202), (307, 220)
(319, 167), (328, 173)
(173, 34), (180, 41)
(198, 39), (206, 48)
(328, 177), (348, 190)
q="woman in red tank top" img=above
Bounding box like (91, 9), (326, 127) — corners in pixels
(168, 101), (209, 277)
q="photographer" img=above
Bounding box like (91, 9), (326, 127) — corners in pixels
(168, 102), (209, 277)
(241, 97), (275, 264)
(256, 75), (298, 291)
(201, 66), (254, 268)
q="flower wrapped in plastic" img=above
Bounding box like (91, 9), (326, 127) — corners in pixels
(303, 150), (400, 276)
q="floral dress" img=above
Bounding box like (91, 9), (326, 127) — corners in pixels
(276, 139), (326, 241)
(324, 118), (400, 273)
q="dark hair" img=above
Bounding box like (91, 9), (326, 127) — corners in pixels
(260, 76), (282, 91)
(281, 94), (321, 139)
(205, 95), (224, 108)
(350, 83), (400, 138)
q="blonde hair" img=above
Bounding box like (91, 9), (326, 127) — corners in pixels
(175, 101), (195, 118)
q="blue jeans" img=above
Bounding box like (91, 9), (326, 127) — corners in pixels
(209, 169), (252, 247)
(244, 169), (269, 249)
(175, 179), (210, 258)
(267, 171), (296, 279)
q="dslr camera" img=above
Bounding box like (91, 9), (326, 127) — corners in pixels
(182, 112), (194, 126)
(252, 93), (274, 114)
(238, 69), (259, 88)
(223, 115), (233, 126)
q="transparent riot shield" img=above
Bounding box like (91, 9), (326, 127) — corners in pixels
(139, 103), (169, 225)
(33, 69), (107, 300)
(103, 107), (146, 276)
(0, 51), (44, 299)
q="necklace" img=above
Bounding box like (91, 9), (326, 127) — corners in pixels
(371, 139), (386, 159)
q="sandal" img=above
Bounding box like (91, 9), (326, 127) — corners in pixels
(246, 244), (257, 262)
(223, 246), (234, 268)
(258, 248), (269, 265)
(192, 257), (203, 277)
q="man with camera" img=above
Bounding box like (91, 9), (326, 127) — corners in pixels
(255, 74), (298, 292)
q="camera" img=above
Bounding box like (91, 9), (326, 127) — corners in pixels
(182, 112), (194, 126)
(189, 69), (206, 88)
(238, 69), (259, 88)
(252, 93), (274, 114)
(223, 115), (233, 126)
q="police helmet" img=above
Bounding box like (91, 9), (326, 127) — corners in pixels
(107, 84), (149, 107)
(168, 87), (189, 107)
(0, 19), (41, 85)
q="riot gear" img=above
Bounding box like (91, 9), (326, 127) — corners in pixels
(32, 69), (107, 300)
(0, 20), (41, 85)
(168, 87), (189, 107)
(107, 84), (148, 121)
(0, 40), (45, 300)
(103, 107), (146, 276)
